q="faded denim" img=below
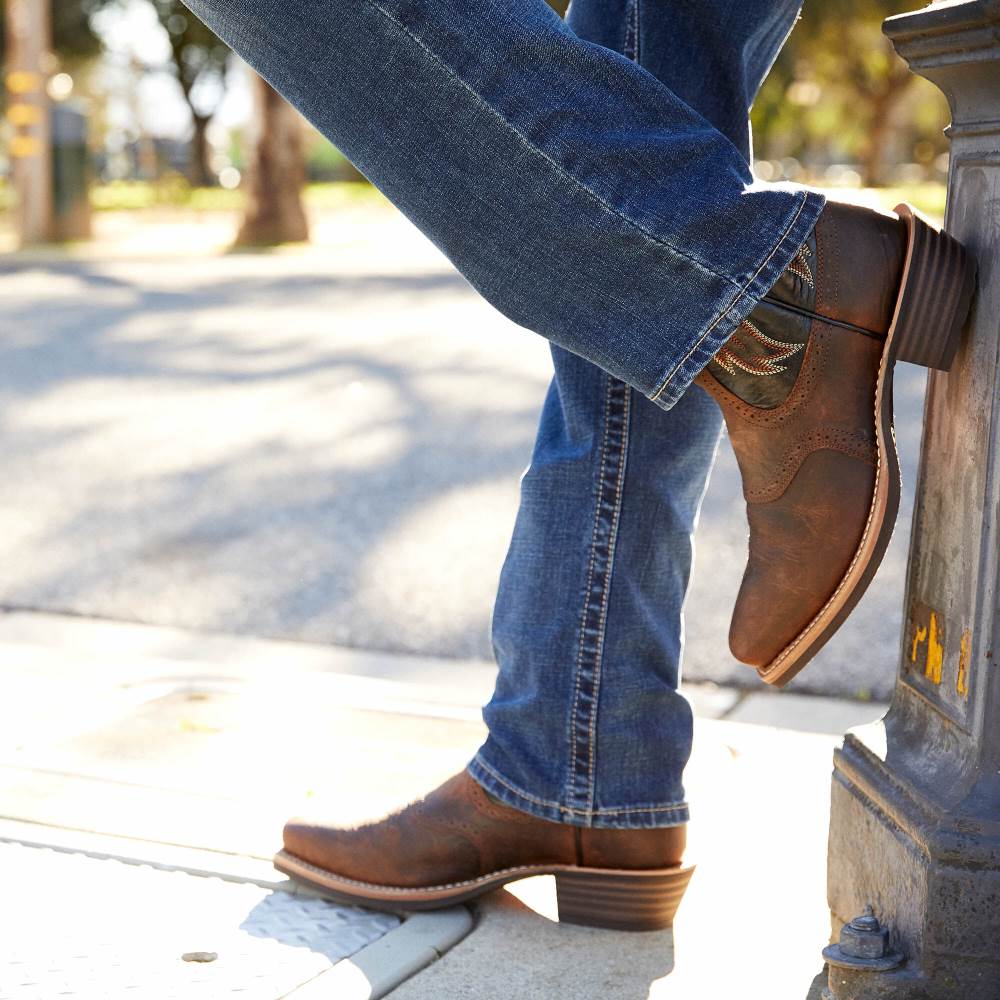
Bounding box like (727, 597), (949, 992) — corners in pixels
(181, 0), (816, 826)
(474, 0), (808, 827)
(183, 0), (822, 409)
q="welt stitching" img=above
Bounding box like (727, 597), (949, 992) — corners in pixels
(284, 852), (550, 892)
(584, 382), (630, 809)
(363, 0), (730, 284)
(651, 192), (812, 401)
(762, 390), (884, 679)
(567, 376), (613, 813)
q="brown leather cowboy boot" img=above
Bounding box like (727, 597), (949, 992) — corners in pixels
(275, 770), (692, 931)
(697, 201), (976, 686)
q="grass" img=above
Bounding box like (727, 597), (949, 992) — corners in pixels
(85, 178), (389, 213)
(1, 175), (945, 218)
(0, 177), (948, 237)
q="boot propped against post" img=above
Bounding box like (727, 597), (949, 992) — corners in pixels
(697, 200), (976, 687)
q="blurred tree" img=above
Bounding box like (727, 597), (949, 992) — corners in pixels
(1, 0), (113, 244)
(146, 2), (308, 240)
(542, 0), (945, 186)
(148, 0), (230, 186)
(0, 0), (109, 64)
(235, 73), (309, 245)
(751, 0), (948, 184)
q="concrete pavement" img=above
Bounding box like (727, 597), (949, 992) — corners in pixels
(0, 196), (926, 699)
(0, 611), (886, 999)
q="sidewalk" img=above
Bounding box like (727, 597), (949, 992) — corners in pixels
(0, 611), (887, 999)
(0, 198), (925, 701)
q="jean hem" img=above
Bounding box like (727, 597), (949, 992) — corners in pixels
(467, 753), (690, 829)
(649, 188), (827, 410)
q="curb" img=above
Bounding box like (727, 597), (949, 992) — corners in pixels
(286, 909), (474, 999)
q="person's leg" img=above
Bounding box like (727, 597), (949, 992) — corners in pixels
(274, 0), (849, 931)
(474, 0), (805, 827)
(569, 0), (803, 164)
(183, 0), (823, 410)
(194, 0), (976, 930)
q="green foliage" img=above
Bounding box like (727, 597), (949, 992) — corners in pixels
(751, 0), (949, 181)
(542, 0), (947, 184)
(147, 0), (230, 113)
(88, 178), (390, 212)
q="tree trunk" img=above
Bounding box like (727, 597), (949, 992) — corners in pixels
(188, 113), (214, 188)
(235, 74), (309, 246)
(6, 0), (54, 244)
(858, 72), (913, 187)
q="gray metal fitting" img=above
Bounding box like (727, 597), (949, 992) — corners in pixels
(822, 905), (905, 973)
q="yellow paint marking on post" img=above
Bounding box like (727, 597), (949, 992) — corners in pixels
(5, 70), (41, 94)
(911, 624), (928, 663)
(8, 134), (40, 158)
(925, 612), (944, 685)
(957, 630), (971, 698)
(7, 102), (42, 126)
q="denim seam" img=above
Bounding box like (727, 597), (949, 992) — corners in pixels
(624, 0), (640, 62)
(649, 190), (815, 403)
(564, 374), (630, 820)
(364, 0), (735, 286)
(471, 754), (688, 817)
(566, 378), (611, 814)
(586, 384), (630, 800)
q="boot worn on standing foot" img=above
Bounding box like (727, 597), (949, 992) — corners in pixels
(275, 770), (693, 931)
(697, 201), (976, 687)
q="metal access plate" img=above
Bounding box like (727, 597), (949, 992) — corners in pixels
(0, 842), (399, 999)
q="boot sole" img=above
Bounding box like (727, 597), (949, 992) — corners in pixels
(273, 848), (695, 932)
(758, 203), (977, 687)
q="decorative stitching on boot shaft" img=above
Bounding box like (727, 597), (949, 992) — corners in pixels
(713, 316), (805, 377)
(700, 330), (826, 428)
(786, 242), (814, 288)
(706, 235), (816, 407)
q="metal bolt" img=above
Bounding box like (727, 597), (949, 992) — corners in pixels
(839, 904), (891, 960)
(822, 904), (904, 973)
(849, 904), (880, 934)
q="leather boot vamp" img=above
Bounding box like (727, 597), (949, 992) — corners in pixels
(282, 772), (688, 888)
(732, 447), (877, 665)
(283, 771), (579, 887)
(700, 321), (881, 668)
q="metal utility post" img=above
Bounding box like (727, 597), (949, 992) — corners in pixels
(825, 2), (1000, 998)
(5, 0), (54, 244)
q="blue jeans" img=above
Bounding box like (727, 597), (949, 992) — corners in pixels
(475, 0), (809, 828)
(182, 0), (819, 825)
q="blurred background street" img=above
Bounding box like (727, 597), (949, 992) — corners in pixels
(2, 188), (931, 699)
